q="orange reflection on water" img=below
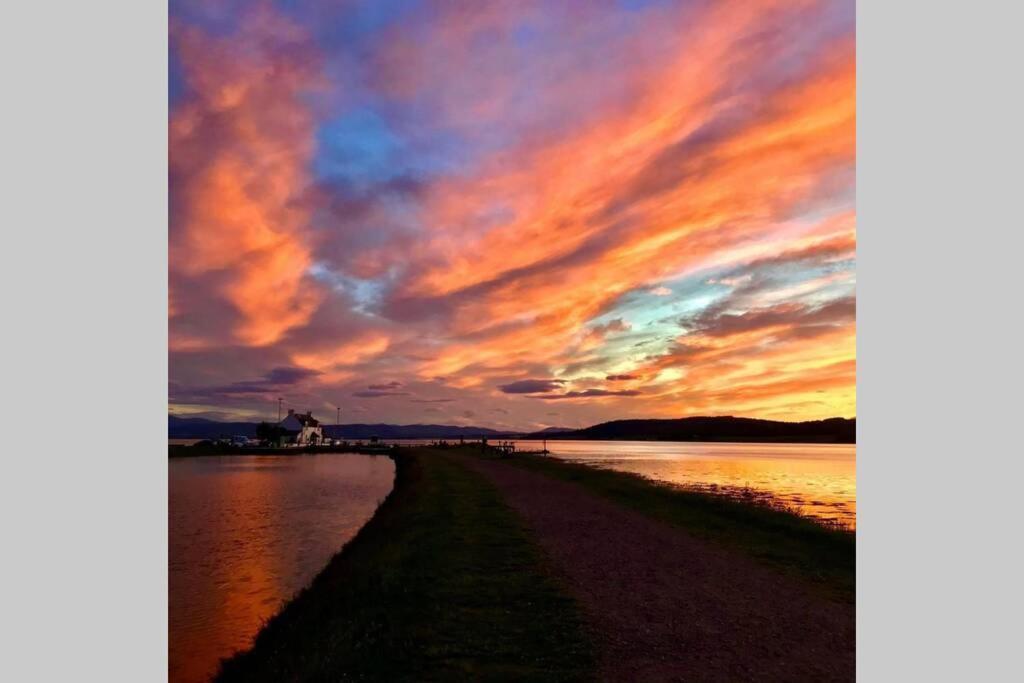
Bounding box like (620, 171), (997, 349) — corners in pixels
(169, 455), (395, 683)
(516, 440), (856, 528)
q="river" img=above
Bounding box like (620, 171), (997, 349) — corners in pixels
(168, 454), (395, 683)
(511, 439), (856, 527)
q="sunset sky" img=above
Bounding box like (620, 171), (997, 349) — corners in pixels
(169, 0), (855, 430)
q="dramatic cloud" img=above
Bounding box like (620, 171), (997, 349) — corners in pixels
(367, 381), (403, 390)
(686, 297), (855, 339)
(171, 365), (321, 404)
(170, 0), (856, 427)
(498, 379), (568, 395)
(264, 366), (323, 385)
(589, 319), (631, 337)
(170, 8), (323, 348)
(539, 389), (643, 400)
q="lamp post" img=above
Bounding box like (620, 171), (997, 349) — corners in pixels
(275, 398), (285, 448)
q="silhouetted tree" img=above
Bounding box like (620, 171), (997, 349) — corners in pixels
(256, 422), (284, 445)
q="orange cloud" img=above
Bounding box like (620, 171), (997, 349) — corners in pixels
(170, 8), (322, 347)
(290, 333), (391, 371)
(170, 0), (856, 426)
(389, 23), (854, 393)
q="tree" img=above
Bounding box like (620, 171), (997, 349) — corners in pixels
(256, 421), (283, 445)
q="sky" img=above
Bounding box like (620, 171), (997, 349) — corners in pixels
(169, 0), (855, 430)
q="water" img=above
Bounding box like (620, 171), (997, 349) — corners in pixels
(168, 454), (395, 683)
(509, 440), (856, 528)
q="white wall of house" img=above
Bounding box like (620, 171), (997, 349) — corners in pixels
(298, 425), (322, 444)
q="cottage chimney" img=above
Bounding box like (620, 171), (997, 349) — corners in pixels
(288, 408), (295, 416)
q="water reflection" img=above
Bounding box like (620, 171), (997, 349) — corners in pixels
(512, 440), (856, 528)
(169, 454), (395, 683)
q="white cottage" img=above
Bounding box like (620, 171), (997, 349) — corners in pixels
(279, 409), (323, 446)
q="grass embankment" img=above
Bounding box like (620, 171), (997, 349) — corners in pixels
(498, 453), (855, 602)
(217, 448), (594, 682)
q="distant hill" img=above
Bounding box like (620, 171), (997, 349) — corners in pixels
(169, 415), (511, 440)
(526, 416), (855, 444)
(169, 416), (259, 439)
(322, 424), (509, 439)
(171, 415), (854, 443)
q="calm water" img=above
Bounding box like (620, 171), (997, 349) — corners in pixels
(169, 454), (395, 683)
(510, 440), (856, 527)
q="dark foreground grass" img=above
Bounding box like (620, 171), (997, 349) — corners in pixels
(216, 448), (594, 682)
(499, 452), (855, 602)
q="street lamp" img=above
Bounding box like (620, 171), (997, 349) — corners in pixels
(278, 397), (283, 423)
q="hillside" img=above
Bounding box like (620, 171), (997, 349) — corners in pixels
(171, 415), (855, 443)
(527, 416), (855, 444)
(168, 416), (510, 440)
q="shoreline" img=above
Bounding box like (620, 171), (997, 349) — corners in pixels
(171, 440), (855, 529)
(168, 443), (395, 458)
(170, 435), (856, 447)
(212, 445), (853, 680)
(499, 449), (855, 598)
(216, 446), (595, 681)
(532, 435), (856, 444)
(168, 435), (855, 460)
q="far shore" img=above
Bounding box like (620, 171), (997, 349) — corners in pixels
(169, 415), (856, 445)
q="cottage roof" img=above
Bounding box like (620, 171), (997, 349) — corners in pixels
(281, 411), (320, 428)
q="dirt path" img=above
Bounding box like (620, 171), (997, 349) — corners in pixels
(461, 455), (854, 682)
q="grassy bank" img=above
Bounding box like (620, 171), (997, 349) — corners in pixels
(498, 452), (855, 602)
(216, 448), (594, 682)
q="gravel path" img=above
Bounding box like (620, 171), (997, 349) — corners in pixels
(461, 456), (854, 682)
